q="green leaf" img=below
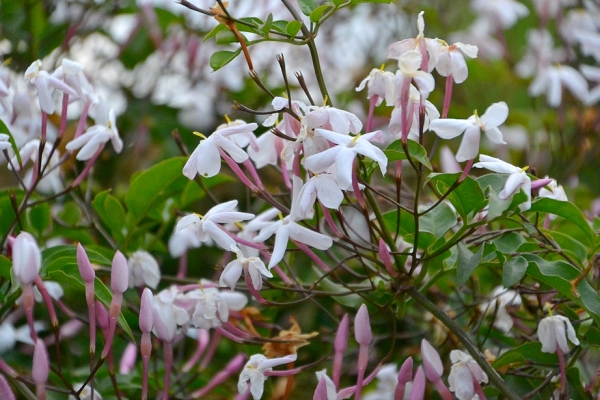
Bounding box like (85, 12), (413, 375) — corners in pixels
(457, 242), (484, 284)
(204, 23), (228, 41)
(262, 13), (273, 36)
(503, 256), (528, 287)
(0, 190), (24, 239)
(418, 201), (457, 238)
(298, 0), (320, 15)
(0, 119), (21, 168)
(494, 232), (525, 254)
(57, 201), (82, 225)
(209, 49), (243, 71)
(180, 175), (234, 208)
(310, 4), (334, 22)
(493, 342), (557, 369)
(485, 186), (512, 220)
(125, 157), (188, 222)
(215, 30), (241, 45)
(285, 20), (302, 36)
(93, 191), (126, 241)
(384, 139), (432, 170)
(47, 266), (134, 341)
(545, 229), (588, 263)
(529, 198), (595, 246)
(0, 256), (11, 279)
(428, 173), (486, 222)
(524, 254), (600, 325)
(27, 202), (51, 235)
(42, 245), (112, 272)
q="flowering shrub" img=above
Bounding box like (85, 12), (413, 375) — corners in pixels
(1, 0), (600, 399)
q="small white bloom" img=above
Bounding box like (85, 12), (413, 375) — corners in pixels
(182, 121), (257, 179)
(294, 173), (344, 220)
(471, 0), (529, 29)
(220, 249), (272, 291)
(394, 50), (435, 98)
(478, 286), (522, 332)
(152, 287), (190, 342)
(128, 251), (161, 289)
(68, 383), (103, 400)
(429, 102), (508, 162)
(175, 200), (254, 252)
(529, 65), (589, 107)
(185, 285), (247, 329)
(304, 129), (388, 190)
(448, 350), (488, 400)
(238, 353), (297, 399)
(474, 154), (532, 211)
(65, 101), (122, 160)
(24, 60), (77, 114)
(435, 42), (479, 84)
(538, 314), (579, 354)
(356, 68), (396, 106)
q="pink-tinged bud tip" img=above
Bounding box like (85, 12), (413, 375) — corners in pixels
(111, 251), (129, 294)
(398, 357), (413, 384)
(139, 288), (154, 333)
(12, 232), (41, 285)
(119, 342), (138, 375)
(379, 239), (398, 277)
(32, 339), (49, 385)
(313, 376), (329, 400)
(409, 366), (426, 400)
(0, 374), (16, 400)
(334, 314), (349, 352)
(421, 339), (444, 380)
(354, 305), (372, 346)
(96, 301), (110, 331)
(531, 178), (553, 191)
(226, 353), (247, 374)
(77, 243), (95, 283)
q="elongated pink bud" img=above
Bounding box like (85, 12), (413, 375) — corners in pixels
(421, 339), (443, 380)
(77, 243), (95, 282)
(530, 178), (553, 191)
(396, 357), (413, 400)
(379, 239), (398, 277)
(139, 288), (154, 333)
(111, 251), (129, 294)
(119, 342), (138, 375)
(354, 304), (372, 346)
(408, 366), (426, 400)
(12, 232), (41, 285)
(333, 314), (349, 388)
(96, 301), (109, 333)
(33, 339), (49, 399)
(0, 374), (15, 400)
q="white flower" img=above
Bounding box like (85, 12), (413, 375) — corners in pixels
(220, 250), (272, 291)
(356, 68), (396, 106)
(185, 285), (247, 329)
(168, 218), (204, 257)
(435, 42), (479, 84)
(65, 101), (123, 160)
(175, 200), (254, 251)
(473, 154), (532, 211)
(253, 213), (333, 269)
(182, 121), (257, 179)
(387, 11), (440, 72)
(128, 251), (161, 289)
(538, 315), (580, 354)
(24, 60), (77, 114)
(478, 286), (522, 332)
(448, 350), (488, 400)
(389, 84), (440, 142)
(394, 50), (435, 98)
(581, 65), (600, 105)
(471, 0), (529, 29)
(68, 383), (103, 400)
(51, 59), (95, 102)
(152, 287), (190, 342)
(12, 231), (41, 285)
(238, 353), (297, 399)
(304, 129), (388, 190)
(363, 364), (399, 400)
(429, 102), (508, 162)
(0, 319), (45, 353)
(515, 29), (565, 79)
(529, 65), (589, 107)
(294, 173), (344, 220)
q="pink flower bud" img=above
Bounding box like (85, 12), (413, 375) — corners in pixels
(334, 314), (349, 352)
(354, 304), (372, 346)
(111, 251), (129, 294)
(530, 178), (553, 191)
(0, 374), (16, 400)
(77, 243), (95, 283)
(139, 288), (154, 333)
(96, 301), (109, 332)
(313, 375), (329, 400)
(32, 339), (49, 384)
(12, 232), (41, 285)
(379, 239), (398, 277)
(421, 339), (443, 380)
(119, 342), (138, 375)
(395, 357), (413, 400)
(409, 366), (426, 400)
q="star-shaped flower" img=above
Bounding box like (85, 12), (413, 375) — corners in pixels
(429, 102), (508, 162)
(238, 353), (297, 400)
(538, 314), (580, 354)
